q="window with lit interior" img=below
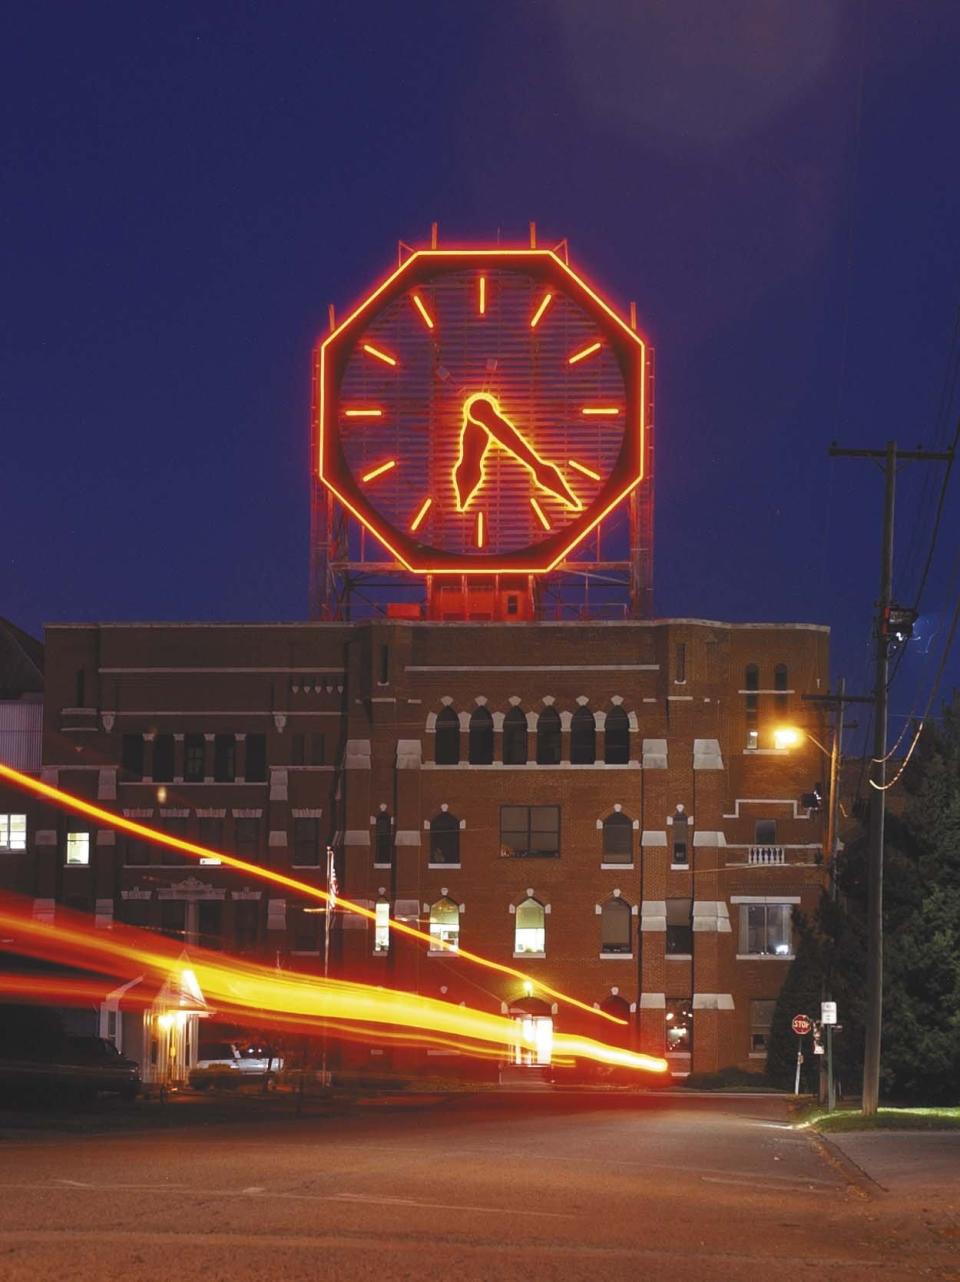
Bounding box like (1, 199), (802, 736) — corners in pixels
(740, 903), (793, 957)
(600, 898), (632, 954)
(434, 707), (460, 765)
(429, 898), (460, 952)
(65, 831), (90, 866)
(468, 706), (494, 765)
(514, 897), (545, 956)
(373, 901), (390, 954)
(0, 814), (26, 851)
(665, 998), (693, 1054)
(429, 811), (460, 865)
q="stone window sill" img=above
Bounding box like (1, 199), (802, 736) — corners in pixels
(513, 952), (545, 960)
(666, 954), (692, 961)
(600, 862), (634, 870)
(428, 862), (461, 870)
(735, 953), (794, 961)
(599, 952), (634, 960)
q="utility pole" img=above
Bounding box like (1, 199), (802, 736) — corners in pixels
(830, 441), (951, 1115)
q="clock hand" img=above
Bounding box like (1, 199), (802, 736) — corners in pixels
(462, 393), (581, 511)
(453, 416), (489, 510)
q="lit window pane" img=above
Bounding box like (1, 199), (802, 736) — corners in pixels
(515, 898), (545, 954)
(429, 899), (460, 951)
(66, 832), (90, 865)
(374, 902), (390, 954)
(0, 814), (26, 850)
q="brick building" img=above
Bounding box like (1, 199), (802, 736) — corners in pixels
(1, 614), (830, 1080)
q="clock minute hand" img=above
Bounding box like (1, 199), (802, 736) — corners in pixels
(465, 394), (581, 511)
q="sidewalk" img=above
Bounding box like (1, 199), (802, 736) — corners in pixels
(825, 1129), (960, 1203)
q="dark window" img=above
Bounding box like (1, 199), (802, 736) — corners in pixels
(159, 900), (186, 941)
(750, 999), (776, 1054)
(234, 900), (260, 951)
(153, 734), (174, 783)
(536, 707), (562, 765)
(162, 817), (189, 866)
(672, 810), (689, 865)
(666, 899), (693, 955)
(291, 901), (322, 952)
(774, 663), (789, 714)
(506, 594), (519, 616)
(502, 706), (528, 764)
(121, 734), (144, 781)
(570, 706), (596, 764)
(500, 805), (560, 858)
(292, 733), (306, 766)
(198, 817), (224, 860)
(604, 706), (630, 764)
(429, 811), (460, 864)
(755, 818), (777, 846)
(75, 669), (86, 706)
(602, 811), (633, 863)
(374, 813), (393, 866)
(234, 818), (260, 860)
(124, 836), (152, 866)
(379, 644), (389, 685)
(744, 662), (759, 746)
(293, 818), (322, 866)
(740, 904), (793, 956)
(675, 643), (686, 683)
(184, 734), (205, 782)
(665, 998), (693, 1054)
(599, 993), (631, 1023)
(468, 706), (494, 764)
(198, 901), (223, 950)
(117, 898), (150, 929)
(435, 707), (460, 764)
(214, 734), (236, 783)
(310, 733), (326, 766)
(245, 734), (267, 782)
(600, 898), (632, 953)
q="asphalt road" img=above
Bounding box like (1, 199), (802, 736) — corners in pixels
(0, 1091), (956, 1281)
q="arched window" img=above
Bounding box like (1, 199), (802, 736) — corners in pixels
(429, 897), (460, 952)
(514, 897), (545, 955)
(536, 707), (562, 765)
(604, 706), (630, 764)
(429, 811), (460, 865)
(374, 812), (393, 866)
(600, 898), (632, 954)
(570, 706), (596, 764)
(435, 706), (460, 765)
(774, 663), (789, 714)
(503, 706), (528, 765)
(468, 706), (494, 765)
(599, 993), (631, 1024)
(744, 664), (759, 749)
(602, 811), (633, 864)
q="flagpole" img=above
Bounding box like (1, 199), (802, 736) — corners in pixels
(320, 844), (335, 1087)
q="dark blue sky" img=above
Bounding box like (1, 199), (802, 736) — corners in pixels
(3, 2), (959, 740)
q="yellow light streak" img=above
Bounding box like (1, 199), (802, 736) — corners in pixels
(411, 293), (435, 330)
(529, 496), (551, 531)
(476, 511), (485, 548)
(580, 407), (620, 417)
(344, 408), (383, 418)
(530, 292), (553, 329)
(478, 275), (486, 315)
(568, 341), (601, 365)
(409, 497), (432, 532)
(362, 343), (398, 367)
(567, 459), (602, 481)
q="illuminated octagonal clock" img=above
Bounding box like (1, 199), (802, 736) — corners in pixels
(315, 248), (648, 573)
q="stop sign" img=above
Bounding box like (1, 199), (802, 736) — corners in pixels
(791, 1014), (812, 1036)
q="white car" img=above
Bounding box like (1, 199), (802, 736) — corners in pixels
(195, 1041), (283, 1074)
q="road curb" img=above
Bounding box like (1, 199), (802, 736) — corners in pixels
(803, 1127), (885, 1199)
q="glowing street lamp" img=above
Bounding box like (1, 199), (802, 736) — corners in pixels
(773, 726), (803, 751)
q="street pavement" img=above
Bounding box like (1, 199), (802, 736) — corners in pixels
(0, 1090), (957, 1281)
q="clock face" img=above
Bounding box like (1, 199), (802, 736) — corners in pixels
(316, 250), (646, 573)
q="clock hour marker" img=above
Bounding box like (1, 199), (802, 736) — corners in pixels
(411, 293), (435, 330)
(476, 511), (485, 548)
(409, 497), (432, 532)
(361, 459), (397, 483)
(530, 497), (551, 531)
(478, 276), (487, 315)
(345, 408), (383, 418)
(581, 406), (620, 417)
(529, 292), (553, 329)
(568, 341), (601, 365)
(567, 459), (602, 481)
(362, 343), (398, 367)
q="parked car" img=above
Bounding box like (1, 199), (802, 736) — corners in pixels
(191, 1040), (283, 1087)
(0, 1006), (141, 1102)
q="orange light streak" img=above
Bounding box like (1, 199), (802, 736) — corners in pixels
(361, 459), (397, 484)
(567, 459), (602, 481)
(0, 764), (625, 1026)
(0, 900), (668, 1075)
(409, 497), (432, 532)
(344, 408), (383, 418)
(529, 292), (553, 328)
(476, 511), (485, 548)
(411, 293), (435, 329)
(581, 407), (620, 417)
(361, 342), (398, 367)
(529, 496), (551, 531)
(478, 275), (486, 315)
(568, 340), (601, 365)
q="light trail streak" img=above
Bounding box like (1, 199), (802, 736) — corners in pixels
(361, 343), (398, 367)
(568, 341), (601, 365)
(0, 763), (625, 1026)
(361, 459), (397, 483)
(0, 900), (668, 1075)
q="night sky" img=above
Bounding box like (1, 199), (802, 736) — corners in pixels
(4, 2), (960, 748)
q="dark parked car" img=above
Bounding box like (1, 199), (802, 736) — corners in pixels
(0, 1005), (141, 1102)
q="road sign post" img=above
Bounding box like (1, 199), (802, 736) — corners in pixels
(791, 1014), (811, 1094)
(821, 1001), (838, 1111)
